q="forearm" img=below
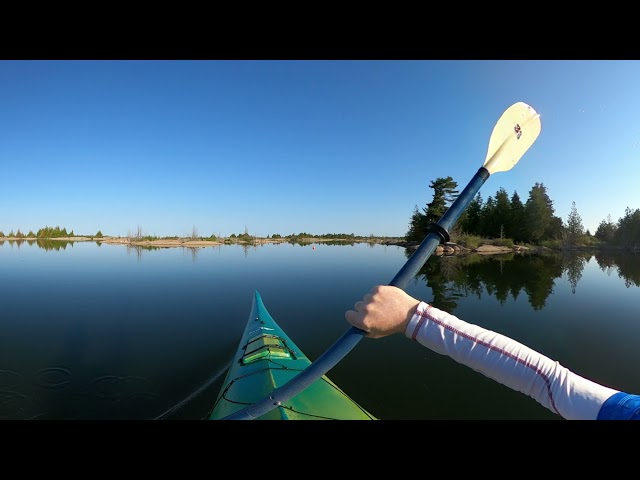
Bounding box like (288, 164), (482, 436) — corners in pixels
(406, 302), (619, 420)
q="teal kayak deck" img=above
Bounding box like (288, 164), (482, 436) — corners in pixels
(209, 291), (376, 420)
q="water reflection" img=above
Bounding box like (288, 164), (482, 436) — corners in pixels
(3, 242), (640, 420)
(37, 239), (76, 251)
(0, 239), (78, 250)
(287, 240), (356, 247)
(124, 244), (159, 261)
(408, 249), (640, 312)
(4, 238), (640, 294)
(186, 247), (201, 263)
(594, 251), (640, 288)
(241, 243), (257, 258)
(563, 252), (590, 293)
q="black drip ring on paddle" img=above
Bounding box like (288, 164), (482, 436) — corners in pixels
(427, 223), (450, 245)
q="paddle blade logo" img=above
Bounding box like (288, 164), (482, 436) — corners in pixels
(514, 124), (522, 139)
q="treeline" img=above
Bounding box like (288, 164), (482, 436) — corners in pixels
(594, 208), (640, 248)
(0, 226), (104, 238)
(268, 232), (358, 240)
(229, 232), (396, 241)
(406, 176), (640, 248)
(0, 226), (396, 242)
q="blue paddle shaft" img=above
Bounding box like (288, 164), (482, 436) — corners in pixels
(390, 166), (490, 289)
(222, 166), (491, 420)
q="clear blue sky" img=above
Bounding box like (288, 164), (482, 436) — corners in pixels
(1, 60), (638, 238)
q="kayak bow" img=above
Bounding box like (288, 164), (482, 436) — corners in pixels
(209, 290), (376, 420)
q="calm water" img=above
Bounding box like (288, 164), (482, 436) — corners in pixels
(2, 239), (640, 420)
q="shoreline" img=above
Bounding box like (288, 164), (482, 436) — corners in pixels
(5, 236), (626, 255)
(0, 236), (525, 254)
(0, 236), (398, 248)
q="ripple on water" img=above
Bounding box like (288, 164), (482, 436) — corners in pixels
(34, 366), (72, 390)
(0, 370), (23, 389)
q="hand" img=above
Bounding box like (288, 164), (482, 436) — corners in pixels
(345, 285), (420, 339)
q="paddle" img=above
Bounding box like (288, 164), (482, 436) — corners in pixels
(221, 101), (542, 420)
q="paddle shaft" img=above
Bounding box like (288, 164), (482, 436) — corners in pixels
(390, 166), (489, 289)
(221, 166), (491, 420)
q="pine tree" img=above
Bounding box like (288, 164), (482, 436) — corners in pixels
(523, 183), (557, 243)
(406, 205), (428, 242)
(595, 215), (616, 243)
(460, 193), (483, 235)
(479, 196), (495, 237)
(493, 188), (512, 239)
(405, 177), (459, 242)
(510, 191), (526, 242)
(424, 177), (459, 225)
(564, 201), (584, 247)
(616, 207), (640, 247)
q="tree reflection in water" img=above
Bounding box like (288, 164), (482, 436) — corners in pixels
(407, 248), (640, 312)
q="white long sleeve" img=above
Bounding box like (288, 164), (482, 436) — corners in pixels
(406, 302), (619, 420)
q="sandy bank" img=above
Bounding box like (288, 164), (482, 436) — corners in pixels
(100, 238), (225, 247)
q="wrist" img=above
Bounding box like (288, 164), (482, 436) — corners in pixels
(404, 301), (429, 339)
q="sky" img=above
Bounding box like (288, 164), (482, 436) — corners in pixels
(1, 60), (639, 238)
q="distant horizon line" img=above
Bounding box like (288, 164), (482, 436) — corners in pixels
(0, 232), (406, 240)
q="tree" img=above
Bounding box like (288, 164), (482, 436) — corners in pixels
(134, 225), (143, 241)
(547, 216), (564, 241)
(564, 201), (584, 247)
(595, 215), (616, 243)
(406, 205), (429, 242)
(406, 176), (459, 242)
(616, 207), (640, 248)
(492, 188), (512, 239)
(509, 191), (526, 242)
(95, 230), (104, 238)
(479, 195), (495, 237)
(460, 193), (482, 235)
(523, 183), (559, 243)
(425, 177), (459, 225)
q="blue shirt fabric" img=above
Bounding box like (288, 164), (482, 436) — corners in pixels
(597, 392), (640, 420)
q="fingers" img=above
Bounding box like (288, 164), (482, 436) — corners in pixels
(345, 297), (371, 332)
(345, 302), (363, 324)
(346, 285), (421, 340)
(346, 291), (383, 337)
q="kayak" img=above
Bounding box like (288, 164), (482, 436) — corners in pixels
(208, 290), (376, 420)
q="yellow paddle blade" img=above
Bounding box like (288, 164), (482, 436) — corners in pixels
(483, 102), (541, 175)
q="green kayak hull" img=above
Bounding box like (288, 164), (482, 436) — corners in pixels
(209, 290), (376, 420)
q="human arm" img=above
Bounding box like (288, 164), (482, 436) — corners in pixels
(346, 285), (636, 420)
